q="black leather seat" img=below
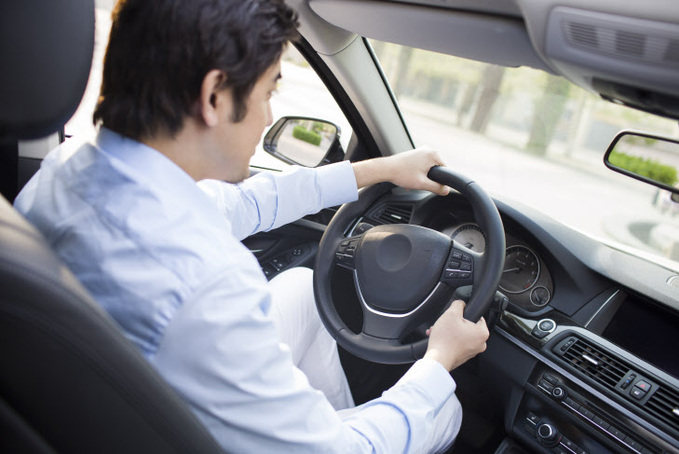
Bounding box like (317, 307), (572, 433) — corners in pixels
(0, 1), (222, 452)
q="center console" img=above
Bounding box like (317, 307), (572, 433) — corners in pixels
(496, 308), (679, 454)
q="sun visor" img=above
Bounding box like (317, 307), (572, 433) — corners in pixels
(309, 0), (551, 71)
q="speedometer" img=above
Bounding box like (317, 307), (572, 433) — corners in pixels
(499, 245), (540, 294)
(451, 223), (486, 252)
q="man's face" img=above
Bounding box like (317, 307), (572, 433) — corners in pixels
(209, 61), (281, 183)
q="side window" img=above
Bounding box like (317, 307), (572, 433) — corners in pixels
(65, 5), (111, 143)
(65, 6), (353, 172)
(252, 46), (353, 170)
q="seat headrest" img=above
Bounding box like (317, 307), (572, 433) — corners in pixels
(0, 0), (95, 140)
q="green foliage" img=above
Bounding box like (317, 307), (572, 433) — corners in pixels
(609, 151), (678, 186)
(292, 125), (321, 146)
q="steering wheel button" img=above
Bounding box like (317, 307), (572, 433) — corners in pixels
(451, 251), (463, 260)
(458, 272), (471, 279)
(462, 253), (472, 262)
(445, 270), (459, 279)
(460, 263), (472, 271)
(449, 260), (461, 269)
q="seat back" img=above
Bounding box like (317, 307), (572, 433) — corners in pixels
(0, 1), (222, 452)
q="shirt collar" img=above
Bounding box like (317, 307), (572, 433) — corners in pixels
(94, 128), (222, 220)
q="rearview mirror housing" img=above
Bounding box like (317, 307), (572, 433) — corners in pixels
(263, 116), (344, 167)
(604, 130), (679, 195)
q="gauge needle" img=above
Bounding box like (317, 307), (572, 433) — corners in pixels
(503, 267), (521, 273)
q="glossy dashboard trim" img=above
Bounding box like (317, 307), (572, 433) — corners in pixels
(495, 315), (679, 452)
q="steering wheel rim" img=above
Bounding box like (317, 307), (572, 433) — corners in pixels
(313, 167), (505, 364)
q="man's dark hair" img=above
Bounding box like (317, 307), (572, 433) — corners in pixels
(93, 0), (299, 140)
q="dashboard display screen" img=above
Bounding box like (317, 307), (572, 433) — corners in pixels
(603, 296), (679, 380)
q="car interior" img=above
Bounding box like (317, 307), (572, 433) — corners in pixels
(2, 0), (679, 453)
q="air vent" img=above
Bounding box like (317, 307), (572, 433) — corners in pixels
(614, 31), (645, 58)
(666, 39), (679, 64)
(566, 22), (598, 48)
(558, 338), (628, 390)
(369, 203), (413, 225)
(646, 386), (679, 433)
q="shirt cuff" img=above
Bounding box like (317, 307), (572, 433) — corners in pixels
(395, 357), (456, 413)
(316, 161), (358, 208)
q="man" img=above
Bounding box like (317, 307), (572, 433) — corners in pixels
(15, 0), (489, 452)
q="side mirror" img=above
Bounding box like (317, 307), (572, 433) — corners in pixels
(604, 130), (679, 194)
(263, 116), (343, 167)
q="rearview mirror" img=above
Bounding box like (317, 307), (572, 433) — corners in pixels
(263, 116), (343, 167)
(604, 131), (679, 195)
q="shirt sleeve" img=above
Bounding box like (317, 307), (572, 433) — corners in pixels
(150, 267), (458, 454)
(197, 161), (358, 241)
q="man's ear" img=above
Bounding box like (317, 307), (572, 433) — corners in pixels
(198, 69), (229, 127)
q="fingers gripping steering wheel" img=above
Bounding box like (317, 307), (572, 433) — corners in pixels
(313, 166), (505, 364)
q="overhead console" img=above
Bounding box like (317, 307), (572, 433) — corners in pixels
(543, 6), (679, 119)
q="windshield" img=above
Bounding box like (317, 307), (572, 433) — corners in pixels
(369, 40), (679, 271)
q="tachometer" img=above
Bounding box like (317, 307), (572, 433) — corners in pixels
(500, 245), (540, 293)
(451, 223), (486, 252)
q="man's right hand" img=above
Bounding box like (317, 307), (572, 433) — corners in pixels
(423, 299), (490, 371)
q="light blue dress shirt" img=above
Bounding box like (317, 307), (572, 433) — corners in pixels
(15, 128), (458, 453)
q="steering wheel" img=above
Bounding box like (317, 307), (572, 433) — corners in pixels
(313, 166), (506, 364)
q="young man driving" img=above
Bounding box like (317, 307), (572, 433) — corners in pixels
(15, 0), (489, 452)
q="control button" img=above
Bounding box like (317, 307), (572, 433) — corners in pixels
(460, 262), (472, 271)
(580, 408), (595, 420)
(451, 251), (463, 260)
(592, 416), (609, 430)
(607, 426), (624, 440)
(630, 387), (647, 400)
(539, 379), (555, 392)
(526, 412), (541, 426)
(459, 272), (471, 279)
(560, 338), (576, 352)
(552, 386), (567, 400)
(564, 396), (577, 407)
(624, 437), (643, 451)
(444, 271), (459, 279)
(635, 380), (651, 392)
(552, 447), (568, 454)
(536, 423), (560, 446)
(353, 222), (374, 235)
(449, 260), (461, 269)
(621, 373), (637, 390)
(532, 319), (556, 339)
(539, 319), (555, 331)
(561, 437), (577, 451)
(461, 253), (472, 262)
(542, 372), (558, 385)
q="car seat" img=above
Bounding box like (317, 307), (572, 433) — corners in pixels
(0, 1), (222, 452)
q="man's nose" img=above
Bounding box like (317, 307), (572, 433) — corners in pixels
(266, 102), (273, 126)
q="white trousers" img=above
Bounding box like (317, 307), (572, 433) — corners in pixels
(269, 267), (461, 453)
(269, 267), (355, 410)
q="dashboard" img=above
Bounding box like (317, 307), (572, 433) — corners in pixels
(348, 188), (679, 454)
